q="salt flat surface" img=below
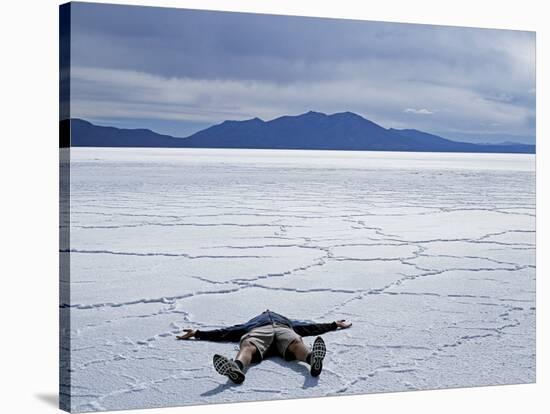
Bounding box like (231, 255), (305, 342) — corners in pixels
(62, 148), (536, 412)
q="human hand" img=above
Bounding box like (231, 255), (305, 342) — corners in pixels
(176, 328), (196, 340)
(335, 320), (352, 329)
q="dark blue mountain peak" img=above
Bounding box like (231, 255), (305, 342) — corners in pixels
(330, 111), (364, 119)
(329, 111), (381, 128)
(270, 111), (326, 123)
(304, 110), (327, 117)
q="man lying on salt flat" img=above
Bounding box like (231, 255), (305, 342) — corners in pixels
(177, 309), (352, 384)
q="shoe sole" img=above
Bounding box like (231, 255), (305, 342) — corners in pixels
(310, 337), (326, 377)
(213, 354), (245, 384)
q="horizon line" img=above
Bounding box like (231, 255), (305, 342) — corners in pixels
(63, 112), (536, 147)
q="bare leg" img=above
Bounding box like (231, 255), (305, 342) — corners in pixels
(286, 338), (310, 362)
(235, 340), (258, 370)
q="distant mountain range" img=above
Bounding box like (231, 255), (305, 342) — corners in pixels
(64, 111), (535, 154)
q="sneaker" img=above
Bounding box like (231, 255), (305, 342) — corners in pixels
(213, 354), (245, 384)
(310, 336), (326, 377)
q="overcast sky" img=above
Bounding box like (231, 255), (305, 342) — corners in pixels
(69, 2), (536, 144)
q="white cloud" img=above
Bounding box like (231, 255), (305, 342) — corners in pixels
(404, 108), (434, 115)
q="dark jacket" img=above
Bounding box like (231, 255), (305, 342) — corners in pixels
(195, 309), (338, 342)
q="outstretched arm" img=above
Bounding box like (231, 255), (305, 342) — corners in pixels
(176, 323), (248, 342)
(292, 319), (352, 337)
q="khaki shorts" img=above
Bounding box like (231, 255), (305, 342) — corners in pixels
(239, 322), (302, 362)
